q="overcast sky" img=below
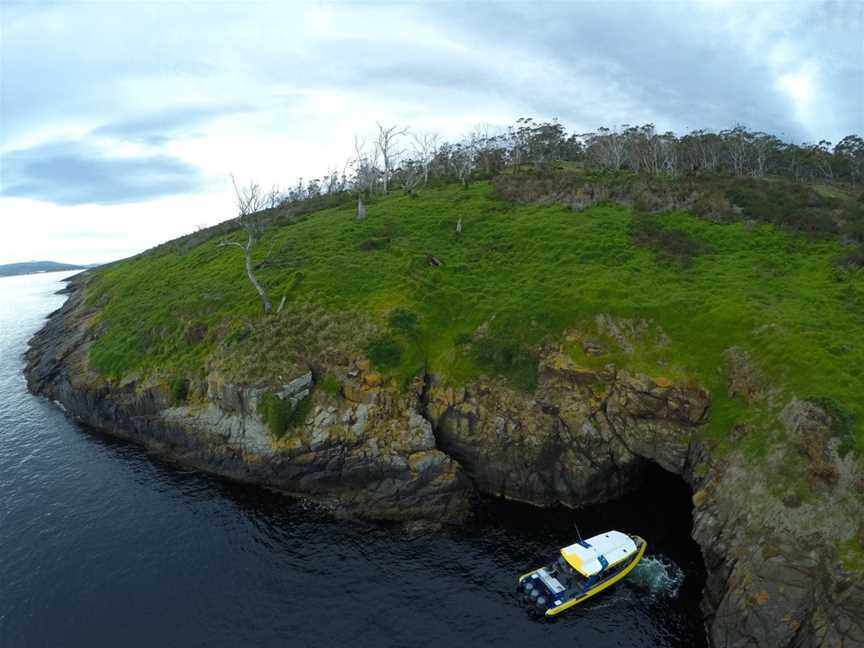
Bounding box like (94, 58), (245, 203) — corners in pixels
(1, 0), (862, 265)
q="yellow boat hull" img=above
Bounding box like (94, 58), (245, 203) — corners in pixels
(518, 535), (647, 617)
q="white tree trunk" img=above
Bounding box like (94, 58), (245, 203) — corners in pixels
(243, 237), (272, 313)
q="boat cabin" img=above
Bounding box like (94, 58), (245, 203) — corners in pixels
(560, 530), (638, 577)
(518, 530), (644, 616)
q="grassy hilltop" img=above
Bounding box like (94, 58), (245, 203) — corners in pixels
(85, 170), (863, 467)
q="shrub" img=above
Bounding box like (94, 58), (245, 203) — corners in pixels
(471, 319), (538, 391)
(225, 326), (251, 346)
(811, 397), (857, 457)
(169, 377), (190, 404)
(630, 216), (708, 267)
(720, 178), (837, 236)
(388, 307), (419, 338)
(841, 213), (864, 244)
(359, 236), (390, 251)
(258, 391), (291, 437)
(286, 396), (313, 431)
(320, 374), (341, 395)
(837, 246), (864, 270)
(453, 332), (472, 346)
(473, 336), (537, 391)
(366, 334), (402, 369)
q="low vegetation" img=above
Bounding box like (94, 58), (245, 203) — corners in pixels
(84, 170), (863, 460)
(257, 390), (312, 438)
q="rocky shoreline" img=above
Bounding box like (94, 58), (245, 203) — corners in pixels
(25, 273), (864, 647)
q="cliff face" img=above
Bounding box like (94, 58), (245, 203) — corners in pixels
(425, 355), (863, 647)
(25, 274), (469, 522)
(426, 352), (709, 507)
(26, 274), (864, 647)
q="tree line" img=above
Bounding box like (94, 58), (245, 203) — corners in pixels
(269, 118), (863, 208)
(223, 118), (863, 312)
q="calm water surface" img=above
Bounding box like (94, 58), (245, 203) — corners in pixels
(0, 272), (707, 647)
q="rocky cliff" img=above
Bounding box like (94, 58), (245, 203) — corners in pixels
(25, 274), (468, 521)
(26, 273), (864, 647)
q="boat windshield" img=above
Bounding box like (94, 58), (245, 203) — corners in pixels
(548, 556), (587, 591)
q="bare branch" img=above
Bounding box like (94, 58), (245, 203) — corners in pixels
(412, 131), (440, 185)
(219, 174), (273, 314)
(376, 122), (409, 195)
(217, 241), (246, 250)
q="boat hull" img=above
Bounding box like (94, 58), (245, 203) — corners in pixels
(518, 535), (647, 617)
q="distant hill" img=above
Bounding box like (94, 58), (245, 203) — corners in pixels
(0, 261), (90, 277)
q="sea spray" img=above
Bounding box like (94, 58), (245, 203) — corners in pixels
(630, 555), (685, 598)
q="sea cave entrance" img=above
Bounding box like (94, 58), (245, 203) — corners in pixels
(473, 461), (708, 644)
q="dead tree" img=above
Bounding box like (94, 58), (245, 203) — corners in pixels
(218, 176), (274, 314)
(352, 135), (379, 195)
(376, 122), (408, 195)
(412, 131), (440, 185)
(402, 162), (422, 196)
(455, 134), (479, 188)
(266, 184), (281, 209)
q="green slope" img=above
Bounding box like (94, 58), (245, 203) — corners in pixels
(85, 177), (864, 455)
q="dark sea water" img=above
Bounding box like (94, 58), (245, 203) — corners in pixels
(0, 272), (708, 647)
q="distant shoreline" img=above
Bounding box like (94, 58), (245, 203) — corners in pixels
(0, 262), (90, 278)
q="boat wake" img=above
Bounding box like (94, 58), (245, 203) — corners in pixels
(629, 555), (684, 598)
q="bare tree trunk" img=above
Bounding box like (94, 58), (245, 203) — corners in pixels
(219, 177), (274, 315)
(377, 123), (408, 195)
(243, 237), (272, 313)
(357, 196), (366, 220)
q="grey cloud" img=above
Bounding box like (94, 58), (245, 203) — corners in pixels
(1, 1), (860, 154)
(410, 5), (809, 137)
(259, 4), (847, 141)
(0, 141), (204, 205)
(92, 105), (249, 145)
(352, 3), (858, 141)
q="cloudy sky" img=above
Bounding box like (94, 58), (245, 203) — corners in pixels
(1, 0), (861, 265)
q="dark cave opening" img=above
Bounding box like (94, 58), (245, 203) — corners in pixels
(473, 461), (709, 644)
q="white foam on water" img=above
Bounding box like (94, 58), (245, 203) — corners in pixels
(629, 555), (685, 599)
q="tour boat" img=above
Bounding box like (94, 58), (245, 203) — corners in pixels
(517, 530), (647, 616)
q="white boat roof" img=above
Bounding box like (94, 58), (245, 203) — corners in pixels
(560, 531), (637, 577)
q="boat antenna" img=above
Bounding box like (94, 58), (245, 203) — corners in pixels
(574, 523), (583, 543)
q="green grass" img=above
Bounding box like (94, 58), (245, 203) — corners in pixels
(85, 177), (864, 455)
(320, 374), (341, 396)
(168, 376), (190, 405)
(257, 390), (312, 438)
(838, 531), (864, 575)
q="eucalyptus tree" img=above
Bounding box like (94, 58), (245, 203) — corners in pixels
(587, 127), (626, 171)
(399, 161), (423, 196)
(455, 133), (480, 187)
(265, 184), (282, 209)
(218, 176), (274, 314)
(411, 131), (440, 185)
(376, 122), (408, 195)
(834, 135), (864, 185)
(468, 124), (505, 176)
(352, 135), (380, 217)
